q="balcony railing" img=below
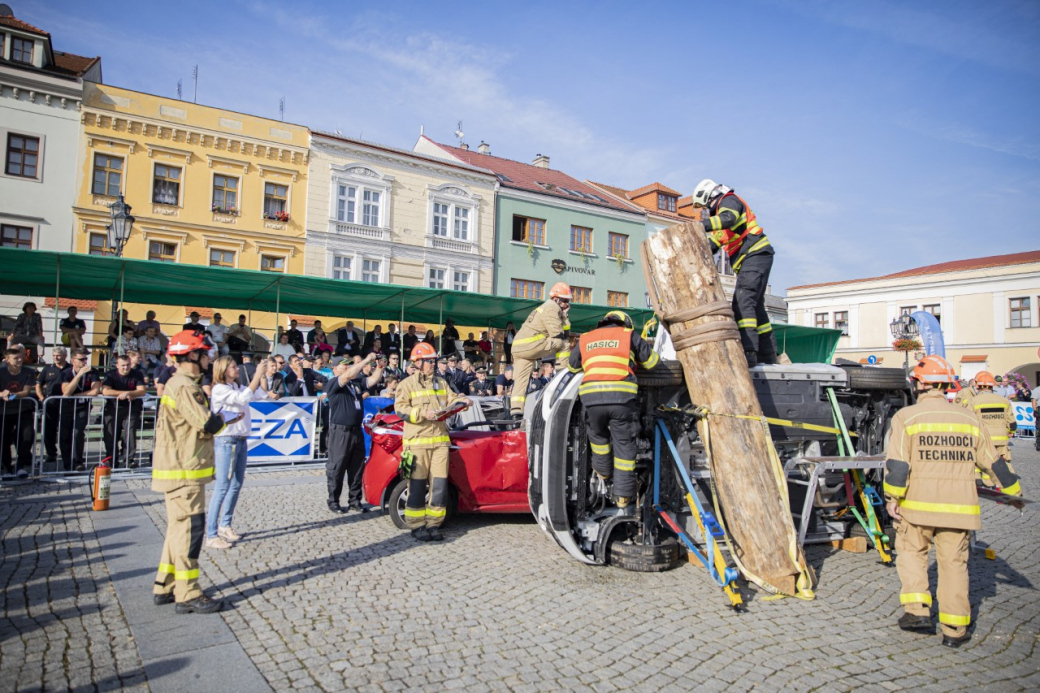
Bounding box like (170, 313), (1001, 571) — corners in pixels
(428, 235), (475, 253)
(329, 221), (390, 242)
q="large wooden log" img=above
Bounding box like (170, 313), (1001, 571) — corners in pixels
(644, 221), (811, 597)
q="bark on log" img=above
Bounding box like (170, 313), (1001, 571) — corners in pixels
(644, 221), (811, 597)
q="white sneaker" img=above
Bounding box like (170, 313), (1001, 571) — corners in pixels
(217, 526), (241, 542)
(205, 537), (232, 550)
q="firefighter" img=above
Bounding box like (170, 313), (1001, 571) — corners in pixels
(567, 311), (659, 510)
(964, 371), (1018, 483)
(152, 330), (234, 614)
(691, 179), (777, 367)
(510, 282), (572, 418)
(883, 355), (1022, 648)
(394, 342), (470, 541)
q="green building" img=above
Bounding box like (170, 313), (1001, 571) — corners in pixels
(414, 138), (648, 312)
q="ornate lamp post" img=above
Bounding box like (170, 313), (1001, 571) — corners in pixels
(889, 313), (920, 373)
(106, 195), (136, 354)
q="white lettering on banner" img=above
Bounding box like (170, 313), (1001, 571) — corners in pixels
(1012, 402), (1035, 430)
(247, 397), (316, 461)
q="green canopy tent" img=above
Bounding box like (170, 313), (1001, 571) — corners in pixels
(772, 323), (842, 364)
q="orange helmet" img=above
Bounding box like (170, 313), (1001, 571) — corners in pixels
(974, 371), (997, 388)
(167, 330), (209, 356)
(912, 355), (956, 385)
(549, 282), (572, 300)
(410, 342), (438, 361)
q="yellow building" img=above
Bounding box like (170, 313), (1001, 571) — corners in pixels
(73, 82), (309, 274)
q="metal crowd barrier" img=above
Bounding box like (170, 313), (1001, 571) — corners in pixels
(1, 397), (39, 478)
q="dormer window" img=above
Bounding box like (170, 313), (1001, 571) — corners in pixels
(12, 37), (34, 64)
(658, 193), (677, 212)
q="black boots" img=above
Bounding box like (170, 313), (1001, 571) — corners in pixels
(175, 594), (224, 614)
(942, 632), (971, 649)
(411, 527), (444, 542)
(897, 613), (933, 633)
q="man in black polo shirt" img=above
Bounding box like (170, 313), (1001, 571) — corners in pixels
(36, 346), (70, 466)
(1, 347), (36, 478)
(60, 348), (100, 471)
(325, 353), (378, 514)
(285, 319), (306, 354)
(353, 357), (385, 398)
(101, 354), (147, 467)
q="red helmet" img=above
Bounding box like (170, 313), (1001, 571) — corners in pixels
(167, 330), (209, 356)
(974, 371), (997, 388)
(912, 355), (956, 385)
(410, 342), (438, 361)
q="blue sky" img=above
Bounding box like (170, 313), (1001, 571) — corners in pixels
(21, 0), (1040, 294)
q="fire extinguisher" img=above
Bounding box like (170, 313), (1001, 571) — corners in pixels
(90, 457), (112, 511)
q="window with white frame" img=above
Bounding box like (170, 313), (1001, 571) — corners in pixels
(362, 190), (380, 226)
(335, 184), (356, 222)
(432, 202), (450, 236)
(330, 166), (392, 227)
(152, 164), (181, 205)
(332, 255), (352, 280)
(428, 185), (477, 242)
(452, 270), (470, 292)
(362, 258), (381, 283)
(453, 207), (469, 240)
(428, 267), (446, 289)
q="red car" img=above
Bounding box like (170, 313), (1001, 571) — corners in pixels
(362, 406), (529, 528)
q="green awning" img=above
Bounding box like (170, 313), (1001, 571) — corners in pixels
(0, 248), (655, 332)
(773, 323), (843, 364)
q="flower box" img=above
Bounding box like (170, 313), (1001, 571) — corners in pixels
(212, 204), (239, 216)
(263, 211), (290, 222)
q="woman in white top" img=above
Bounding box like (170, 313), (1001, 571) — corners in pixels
(205, 355), (267, 548)
(273, 333), (297, 360)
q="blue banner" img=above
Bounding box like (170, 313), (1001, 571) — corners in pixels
(911, 311), (946, 359)
(247, 397), (317, 462)
(363, 397), (395, 456)
(1012, 402), (1035, 432)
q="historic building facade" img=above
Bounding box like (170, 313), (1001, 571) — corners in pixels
(305, 133), (497, 293)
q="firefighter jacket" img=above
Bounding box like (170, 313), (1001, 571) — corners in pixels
(704, 192), (773, 273)
(394, 372), (468, 449)
(967, 390), (1017, 449)
(513, 299), (570, 359)
(567, 326), (659, 406)
(882, 389), (1021, 530)
(152, 370), (226, 493)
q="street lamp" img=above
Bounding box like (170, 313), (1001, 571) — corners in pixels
(889, 313), (920, 372)
(106, 195), (135, 258)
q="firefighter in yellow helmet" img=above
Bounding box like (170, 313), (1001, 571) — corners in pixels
(510, 282), (572, 418)
(965, 371), (1018, 484)
(394, 342), (470, 541)
(152, 330), (234, 614)
(883, 356), (1022, 648)
(567, 311), (659, 510)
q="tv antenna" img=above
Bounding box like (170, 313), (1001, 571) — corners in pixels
(192, 65), (198, 104)
(177, 79), (182, 100)
(454, 120), (465, 146)
(279, 96), (285, 121)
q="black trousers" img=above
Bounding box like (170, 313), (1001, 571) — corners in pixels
(585, 402), (641, 499)
(326, 424), (366, 505)
(1, 412), (35, 472)
(104, 404), (141, 467)
(733, 252), (778, 362)
(318, 401), (330, 456)
(45, 399), (89, 470)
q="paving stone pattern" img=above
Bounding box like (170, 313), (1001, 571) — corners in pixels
(3, 448), (1040, 691)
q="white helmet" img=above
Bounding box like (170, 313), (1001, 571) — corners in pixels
(692, 178), (725, 208)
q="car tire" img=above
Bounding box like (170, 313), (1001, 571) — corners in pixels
(637, 360), (685, 388)
(838, 365), (907, 391)
(607, 536), (681, 572)
(386, 477), (458, 530)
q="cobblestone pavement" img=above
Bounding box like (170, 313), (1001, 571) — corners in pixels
(3, 447), (1039, 692)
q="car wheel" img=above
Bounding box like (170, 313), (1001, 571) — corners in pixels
(838, 365), (908, 391)
(607, 536), (681, 573)
(637, 360), (685, 388)
(386, 477), (458, 530)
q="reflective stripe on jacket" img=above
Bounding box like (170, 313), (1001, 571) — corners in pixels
(568, 326), (658, 406)
(394, 372), (468, 448)
(970, 391), (1017, 446)
(151, 371), (220, 492)
(704, 192), (773, 272)
(512, 299), (569, 359)
(882, 390), (1021, 530)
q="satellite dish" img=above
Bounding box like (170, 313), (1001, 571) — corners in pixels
(0, 4), (13, 17)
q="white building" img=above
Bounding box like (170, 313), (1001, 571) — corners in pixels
(305, 132), (498, 292)
(786, 251), (1040, 386)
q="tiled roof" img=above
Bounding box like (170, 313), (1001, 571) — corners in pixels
(789, 250), (1040, 291)
(52, 51), (100, 78)
(315, 132), (495, 177)
(44, 298), (98, 310)
(960, 355), (988, 363)
(0, 15), (49, 36)
(421, 137), (642, 215)
(586, 181), (631, 200)
(629, 181), (681, 199)
(586, 181), (700, 220)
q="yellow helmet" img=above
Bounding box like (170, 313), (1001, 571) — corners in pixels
(600, 310), (633, 330)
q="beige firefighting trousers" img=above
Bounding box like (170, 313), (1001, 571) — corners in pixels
(153, 485), (206, 603)
(895, 520), (970, 638)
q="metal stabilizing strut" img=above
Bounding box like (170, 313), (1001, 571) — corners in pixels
(653, 419), (745, 611)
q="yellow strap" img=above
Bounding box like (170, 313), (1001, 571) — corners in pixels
(409, 409), (421, 424)
(411, 389), (447, 398)
(578, 381), (638, 395)
(1003, 480), (1021, 496)
(174, 568), (199, 581)
(904, 422), (979, 436)
(899, 499), (980, 516)
(585, 368), (632, 378)
(756, 323), (773, 335)
(639, 352), (660, 369)
(426, 507), (447, 518)
(939, 612), (970, 626)
(555, 351), (570, 359)
(159, 395), (176, 409)
(737, 318), (758, 329)
(590, 442), (611, 455)
(613, 458), (636, 472)
(158, 563), (175, 574)
(152, 466), (214, 480)
(404, 508), (426, 518)
(990, 435), (1008, 441)
(900, 592), (933, 605)
(584, 355), (631, 367)
(974, 403), (1007, 410)
(513, 334), (546, 345)
(883, 482), (907, 498)
(403, 435), (450, 446)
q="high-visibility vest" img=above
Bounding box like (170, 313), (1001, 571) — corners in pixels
(711, 192), (764, 260)
(579, 327), (634, 383)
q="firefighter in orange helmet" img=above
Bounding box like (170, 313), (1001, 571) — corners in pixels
(883, 356), (1022, 648)
(152, 330), (236, 614)
(509, 282), (572, 418)
(964, 371), (1018, 483)
(567, 311), (659, 510)
(394, 342), (470, 541)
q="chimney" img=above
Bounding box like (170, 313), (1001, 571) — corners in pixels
(460, 142), (470, 150)
(533, 153), (550, 168)
(477, 141), (490, 154)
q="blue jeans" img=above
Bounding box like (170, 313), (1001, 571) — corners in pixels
(207, 436), (248, 538)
